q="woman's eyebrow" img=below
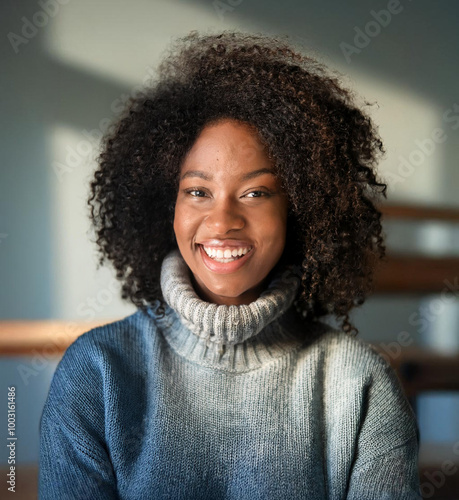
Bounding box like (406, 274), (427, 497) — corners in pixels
(180, 167), (275, 182)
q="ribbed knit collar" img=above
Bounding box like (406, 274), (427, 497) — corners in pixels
(150, 248), (310, 372)
(160, 248), (300, 344)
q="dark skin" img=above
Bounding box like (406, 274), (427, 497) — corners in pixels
(173, 119), (289, 306)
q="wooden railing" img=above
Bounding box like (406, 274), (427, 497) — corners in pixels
(380, 204), (459, 221)
(374, 203), (459, 293)
(0, 320), (105, 356)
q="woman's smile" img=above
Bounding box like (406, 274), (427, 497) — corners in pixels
(198, 242), (254, 273)
(173, 118), (289, 306)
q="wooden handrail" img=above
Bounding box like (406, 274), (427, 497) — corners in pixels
(372, 203), (459, 293)
(0, 320), (114, 356)
(1, 318), (458, 363)
(379, 204), (459, 222)
(373, 256), (459, 293)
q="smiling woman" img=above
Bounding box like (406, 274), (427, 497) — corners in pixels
(174, 119), (289, 305)
(39, 30), (421, 499)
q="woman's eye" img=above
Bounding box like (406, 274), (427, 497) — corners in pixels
(184, 189), (270, 199)
(246, 191), (269, 198)
(186, 189), (207, 197)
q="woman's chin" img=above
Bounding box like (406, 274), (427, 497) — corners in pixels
(191, 274), (264, 306)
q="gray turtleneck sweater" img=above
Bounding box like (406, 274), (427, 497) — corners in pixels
(39, 249), (421, 499)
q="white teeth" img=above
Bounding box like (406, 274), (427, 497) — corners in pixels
(202, 245), (251, 261)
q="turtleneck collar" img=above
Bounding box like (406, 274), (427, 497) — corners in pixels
(159, 248), (300, 345)
(143, 248), (321, 372)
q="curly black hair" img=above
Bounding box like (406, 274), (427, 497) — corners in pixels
(88, 30), (388, 336)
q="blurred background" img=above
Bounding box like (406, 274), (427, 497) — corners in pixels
(1, 0), (458, 498)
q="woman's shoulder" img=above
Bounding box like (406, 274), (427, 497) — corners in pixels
(302, 320), (398, 383)
(302, 321), (417, 432)
(50, 310), (158, 386)
(66, 308), (157, 355)
(42, 310), (158, 414)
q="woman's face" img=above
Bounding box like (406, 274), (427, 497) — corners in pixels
(174, 119), (288, 306)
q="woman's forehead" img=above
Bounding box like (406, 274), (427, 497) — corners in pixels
(180, 119), (272, 172)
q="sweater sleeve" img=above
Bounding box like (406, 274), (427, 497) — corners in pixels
(39, 332), (118, 499)
(346, 346), (422, 500)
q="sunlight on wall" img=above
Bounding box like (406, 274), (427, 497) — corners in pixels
(49, 124), (136, 321)
(43, 0), (451, 207)
(43, 0), (221, 86)
(333, 69), (445, 204)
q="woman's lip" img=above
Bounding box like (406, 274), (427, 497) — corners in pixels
(198, 239), (253, 248)
(198, 244), (253, 274)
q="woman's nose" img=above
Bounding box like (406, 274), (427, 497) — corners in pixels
(204, 199), (245, 233)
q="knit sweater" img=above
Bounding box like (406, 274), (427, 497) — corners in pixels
(39, 248), (421, 499)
